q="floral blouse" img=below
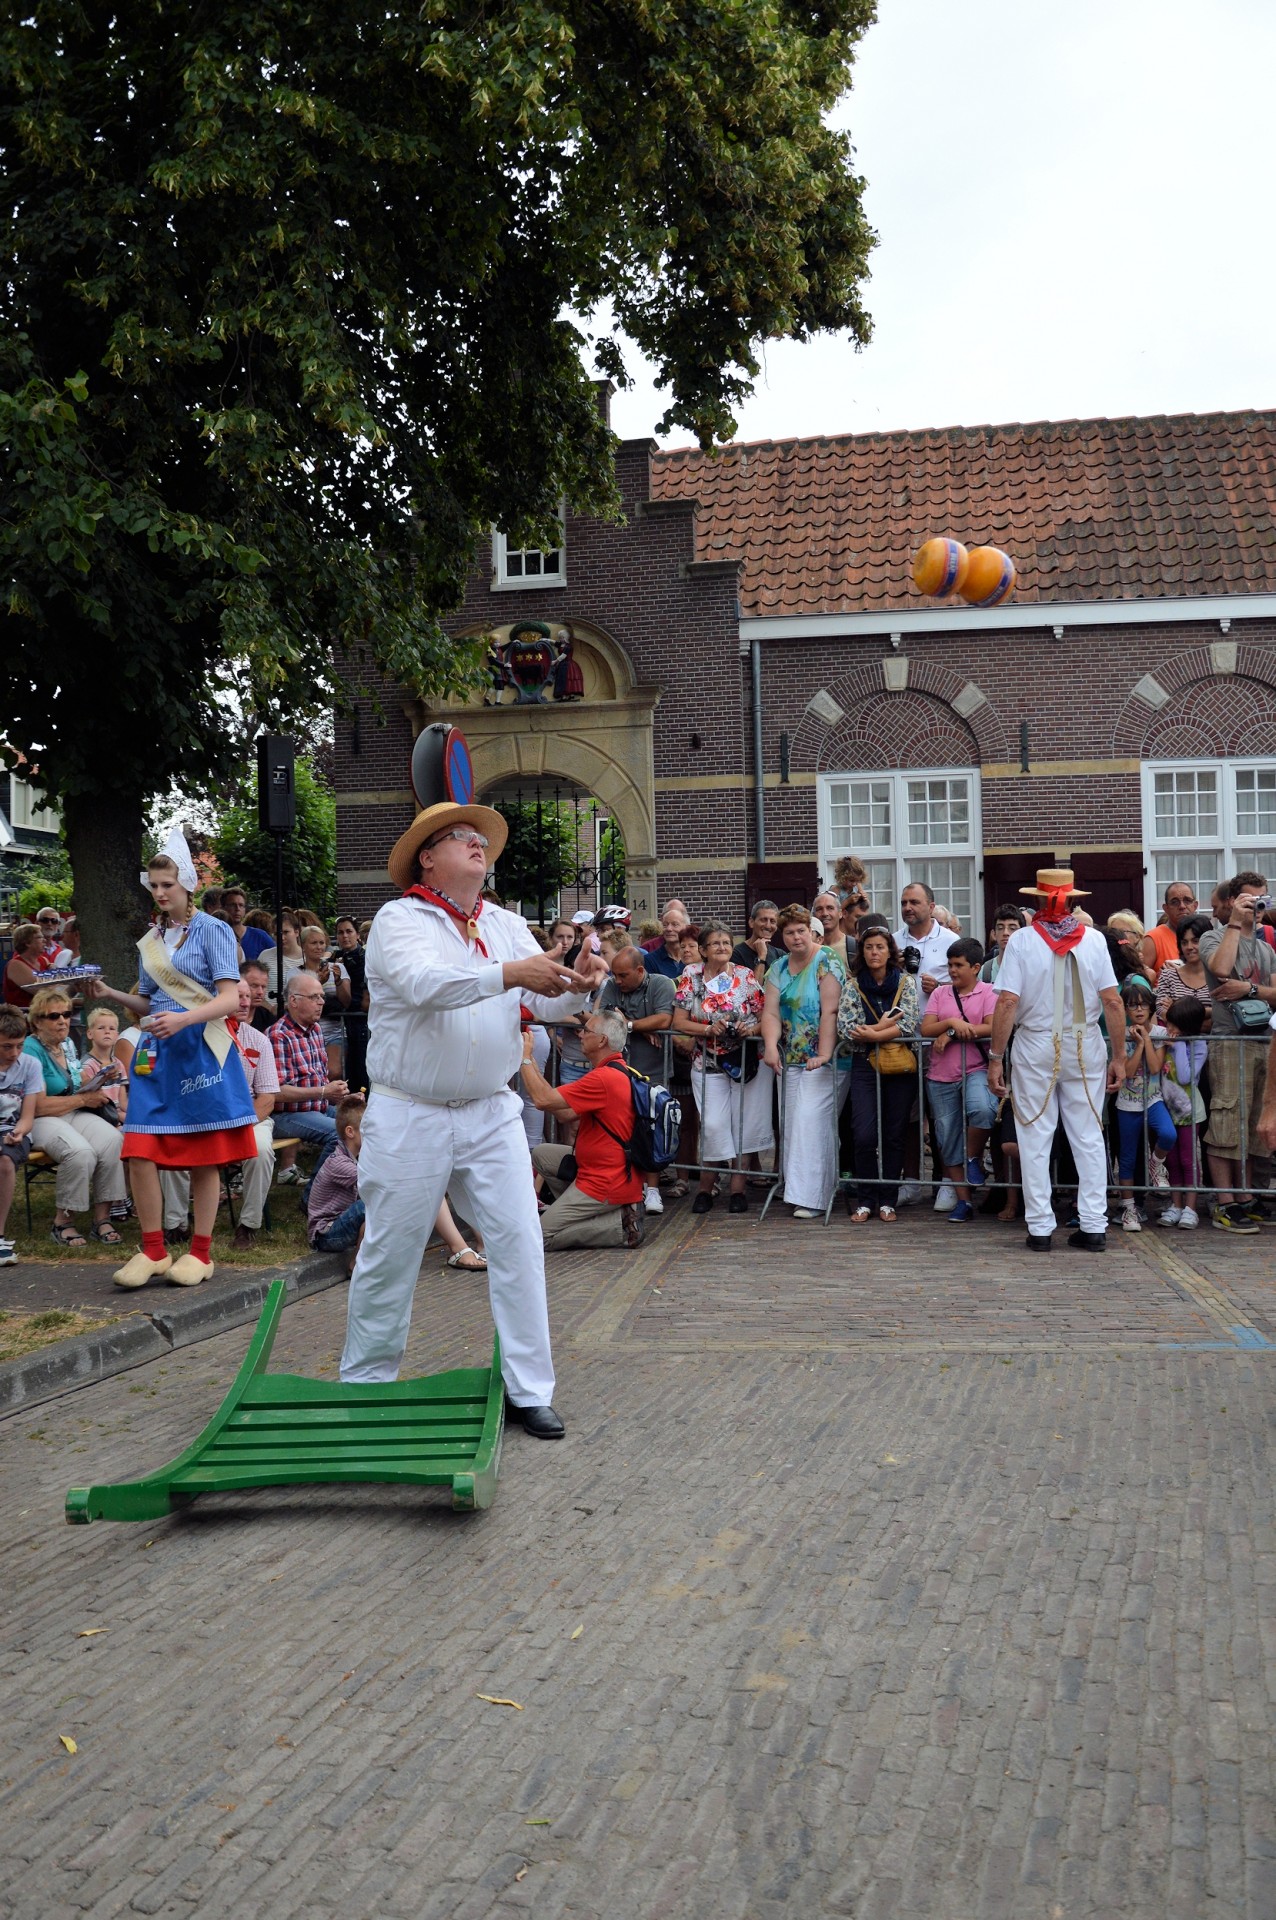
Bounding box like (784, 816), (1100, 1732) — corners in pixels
(765, 948), (845, 1066)
(836, 969), (920, 1054)
(675, 963), (764, 1070)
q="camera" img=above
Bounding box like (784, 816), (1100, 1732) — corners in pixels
(901, 945), (922, 974)
(1254, 894), (1275, 912)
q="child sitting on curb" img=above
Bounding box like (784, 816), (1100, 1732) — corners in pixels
(306, 1093), (366, 1269)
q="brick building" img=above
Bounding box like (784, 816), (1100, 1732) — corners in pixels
(335, 401), (1276, 934)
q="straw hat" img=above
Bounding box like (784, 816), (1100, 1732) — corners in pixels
(1018, 865), (1090, 900)
(387, 802), (507, 892)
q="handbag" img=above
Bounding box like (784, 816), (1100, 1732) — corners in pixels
(1232, 994), (1271, 1033)
(866, 978), (915, 1075)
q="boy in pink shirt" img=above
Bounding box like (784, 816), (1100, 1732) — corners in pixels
(919, 939), (999, 1222)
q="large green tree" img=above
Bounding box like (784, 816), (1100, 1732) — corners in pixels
(0, 0), (875, 981)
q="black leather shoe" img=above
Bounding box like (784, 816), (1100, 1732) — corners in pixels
(1066, 1228), (1107, 1252)
(507, 1402), (565, 1440)
(1025, 1232), (1053, 1251)
(691, 1191), (714, 1214)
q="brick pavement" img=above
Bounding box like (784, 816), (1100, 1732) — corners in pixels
(2, 1208), (1274, 1919)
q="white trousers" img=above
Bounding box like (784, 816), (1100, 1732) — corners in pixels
(1010, 1028), (1110, 1237)
(692, 1061), (776, 1164)
(340, 1087), (554, 1405)
(160, 1121), (275, 1230)
(780, 1064), (849, 1212)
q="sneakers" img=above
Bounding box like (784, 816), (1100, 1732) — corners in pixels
(276, 1166), (303, 1186)
(0, 1238), (15, 1267)
(1178, 1207), (1200, 1229)
(965, 1157), (986, 1188)
(1149, 1155), (1170, 1191)
(933, 1183), (958, 1212)
(1157, 1206), (1183, 1228)
(1120, 1203), (1142, 1233)
(643, 1187), (664, 1215)
(897, 1181), (925, 1208)
(792, 1206), (823, 1219)
(1213, 1205), (1260, 1234)
(948, 1201), (974, 1222)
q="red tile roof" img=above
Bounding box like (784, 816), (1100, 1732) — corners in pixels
(649, 409), (1276, 617)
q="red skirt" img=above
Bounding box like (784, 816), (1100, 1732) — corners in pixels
(121, 1126), (259, 1169)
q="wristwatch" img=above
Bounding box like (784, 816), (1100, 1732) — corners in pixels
(1249, 984), (1259, 998)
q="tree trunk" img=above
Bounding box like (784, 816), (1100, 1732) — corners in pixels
(63, 788), (149, 994)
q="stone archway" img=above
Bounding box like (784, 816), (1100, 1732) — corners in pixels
(407, 619), (662, 920)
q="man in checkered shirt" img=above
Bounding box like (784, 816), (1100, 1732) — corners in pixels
(268, 972), (347, 1177)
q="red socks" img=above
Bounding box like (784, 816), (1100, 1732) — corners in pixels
(190, 1232), (213, 1265)
(142, 1230), (166, 1262)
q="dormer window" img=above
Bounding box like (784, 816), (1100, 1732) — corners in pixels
(491, 520), (565, 590)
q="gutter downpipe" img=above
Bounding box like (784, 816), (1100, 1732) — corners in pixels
(750, 632), (766, 863)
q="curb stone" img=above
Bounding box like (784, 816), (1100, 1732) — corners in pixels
(0, 1251), (348, 1420)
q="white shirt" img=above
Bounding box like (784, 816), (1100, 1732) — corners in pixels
(236, 1023), (280, 1099)
(893, 919), (957, 1014)
(364, 896), (590, 1105)
(993, 924), (1117, 1032)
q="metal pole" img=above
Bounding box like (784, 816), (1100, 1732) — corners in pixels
(751, 635), (766, 864)
(272, 829), (285, 959)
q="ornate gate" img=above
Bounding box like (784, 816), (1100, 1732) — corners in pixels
(486, 778), (625, 924)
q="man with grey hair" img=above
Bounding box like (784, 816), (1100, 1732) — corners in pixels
(269, 971), (347, 1176)
(520, 1008), (646, 1248)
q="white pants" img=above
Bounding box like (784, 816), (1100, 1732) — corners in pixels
(780, 1064), (849, 1212)
(160, 1121), (275, 1230)
(30, 1113), (127, 1213)
(1010, 1028), (1110, 1237)
(692, 1061), (775, 1164)
(340, 1087), (554, 1405)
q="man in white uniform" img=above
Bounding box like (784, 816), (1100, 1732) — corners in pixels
(338, 800), (606, 1438)
(986, 868), (1125, 1252)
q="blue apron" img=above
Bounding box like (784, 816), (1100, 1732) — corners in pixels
(124, 1024), (255, 1137)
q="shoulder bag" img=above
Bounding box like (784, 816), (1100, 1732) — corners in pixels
(867, 978), (915, 1076)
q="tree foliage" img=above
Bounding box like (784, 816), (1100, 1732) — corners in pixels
(497, 800), (579, 918)
(0, 0), (876, 974)
(213, 758), (337, 923)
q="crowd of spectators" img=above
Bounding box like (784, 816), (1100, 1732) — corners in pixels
(5, 863), (1276, 1274)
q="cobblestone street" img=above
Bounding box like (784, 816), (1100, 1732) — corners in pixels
(3, 1206), (1274, 1918)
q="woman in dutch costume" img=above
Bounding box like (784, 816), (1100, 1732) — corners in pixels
(90, 832), (257, 1289)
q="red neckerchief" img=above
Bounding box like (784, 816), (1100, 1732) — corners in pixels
(404, 885), (489, 956)
(1031, 886), (1086, 955)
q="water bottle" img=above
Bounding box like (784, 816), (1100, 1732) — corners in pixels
(134, 1032), (158, 1076)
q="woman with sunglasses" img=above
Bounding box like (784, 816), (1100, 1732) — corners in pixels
(24, 985), (128, 1245)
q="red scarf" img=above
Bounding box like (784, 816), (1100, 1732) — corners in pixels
(1031, 886), (1086, 955)
(404, 885), (489, 956)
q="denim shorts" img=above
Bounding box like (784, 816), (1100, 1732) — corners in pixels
(927, 1071), (997, 1168)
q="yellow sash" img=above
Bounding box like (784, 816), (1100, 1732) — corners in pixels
(137, 927), (233, 1068)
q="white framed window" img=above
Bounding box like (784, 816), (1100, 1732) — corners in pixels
(9, 777), (59, 835)
(818, 768), (981, 929)
(1142, 756), (1276, 921)
(490, 521), (565, 591)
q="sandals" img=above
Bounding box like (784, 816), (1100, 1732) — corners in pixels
(848, 1205), (871, 1224)
(446, 1247), (488, 1271)
(878, 1206), (898, 1224)
(50, 1222), (87, 1248)
(89, 1222), (123, 1245)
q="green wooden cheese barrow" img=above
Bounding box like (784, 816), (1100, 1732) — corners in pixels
(66, 1279), (505, 1524)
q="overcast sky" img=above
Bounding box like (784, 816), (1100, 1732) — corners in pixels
(607, 0), (1275, 446)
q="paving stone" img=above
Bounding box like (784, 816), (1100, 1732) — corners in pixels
(2, 1206), (1273, 1916)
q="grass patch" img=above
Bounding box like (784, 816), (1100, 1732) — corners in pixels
(10, 1157), (317, 1268)
(0, 1307), (120, 1364)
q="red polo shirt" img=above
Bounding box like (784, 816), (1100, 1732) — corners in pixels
(559, 1056), (642, 1205)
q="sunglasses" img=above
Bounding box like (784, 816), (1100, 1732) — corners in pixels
(37, 1010), (72, 1020)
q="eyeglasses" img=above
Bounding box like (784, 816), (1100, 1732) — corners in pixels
(427, 828), (489, 849)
